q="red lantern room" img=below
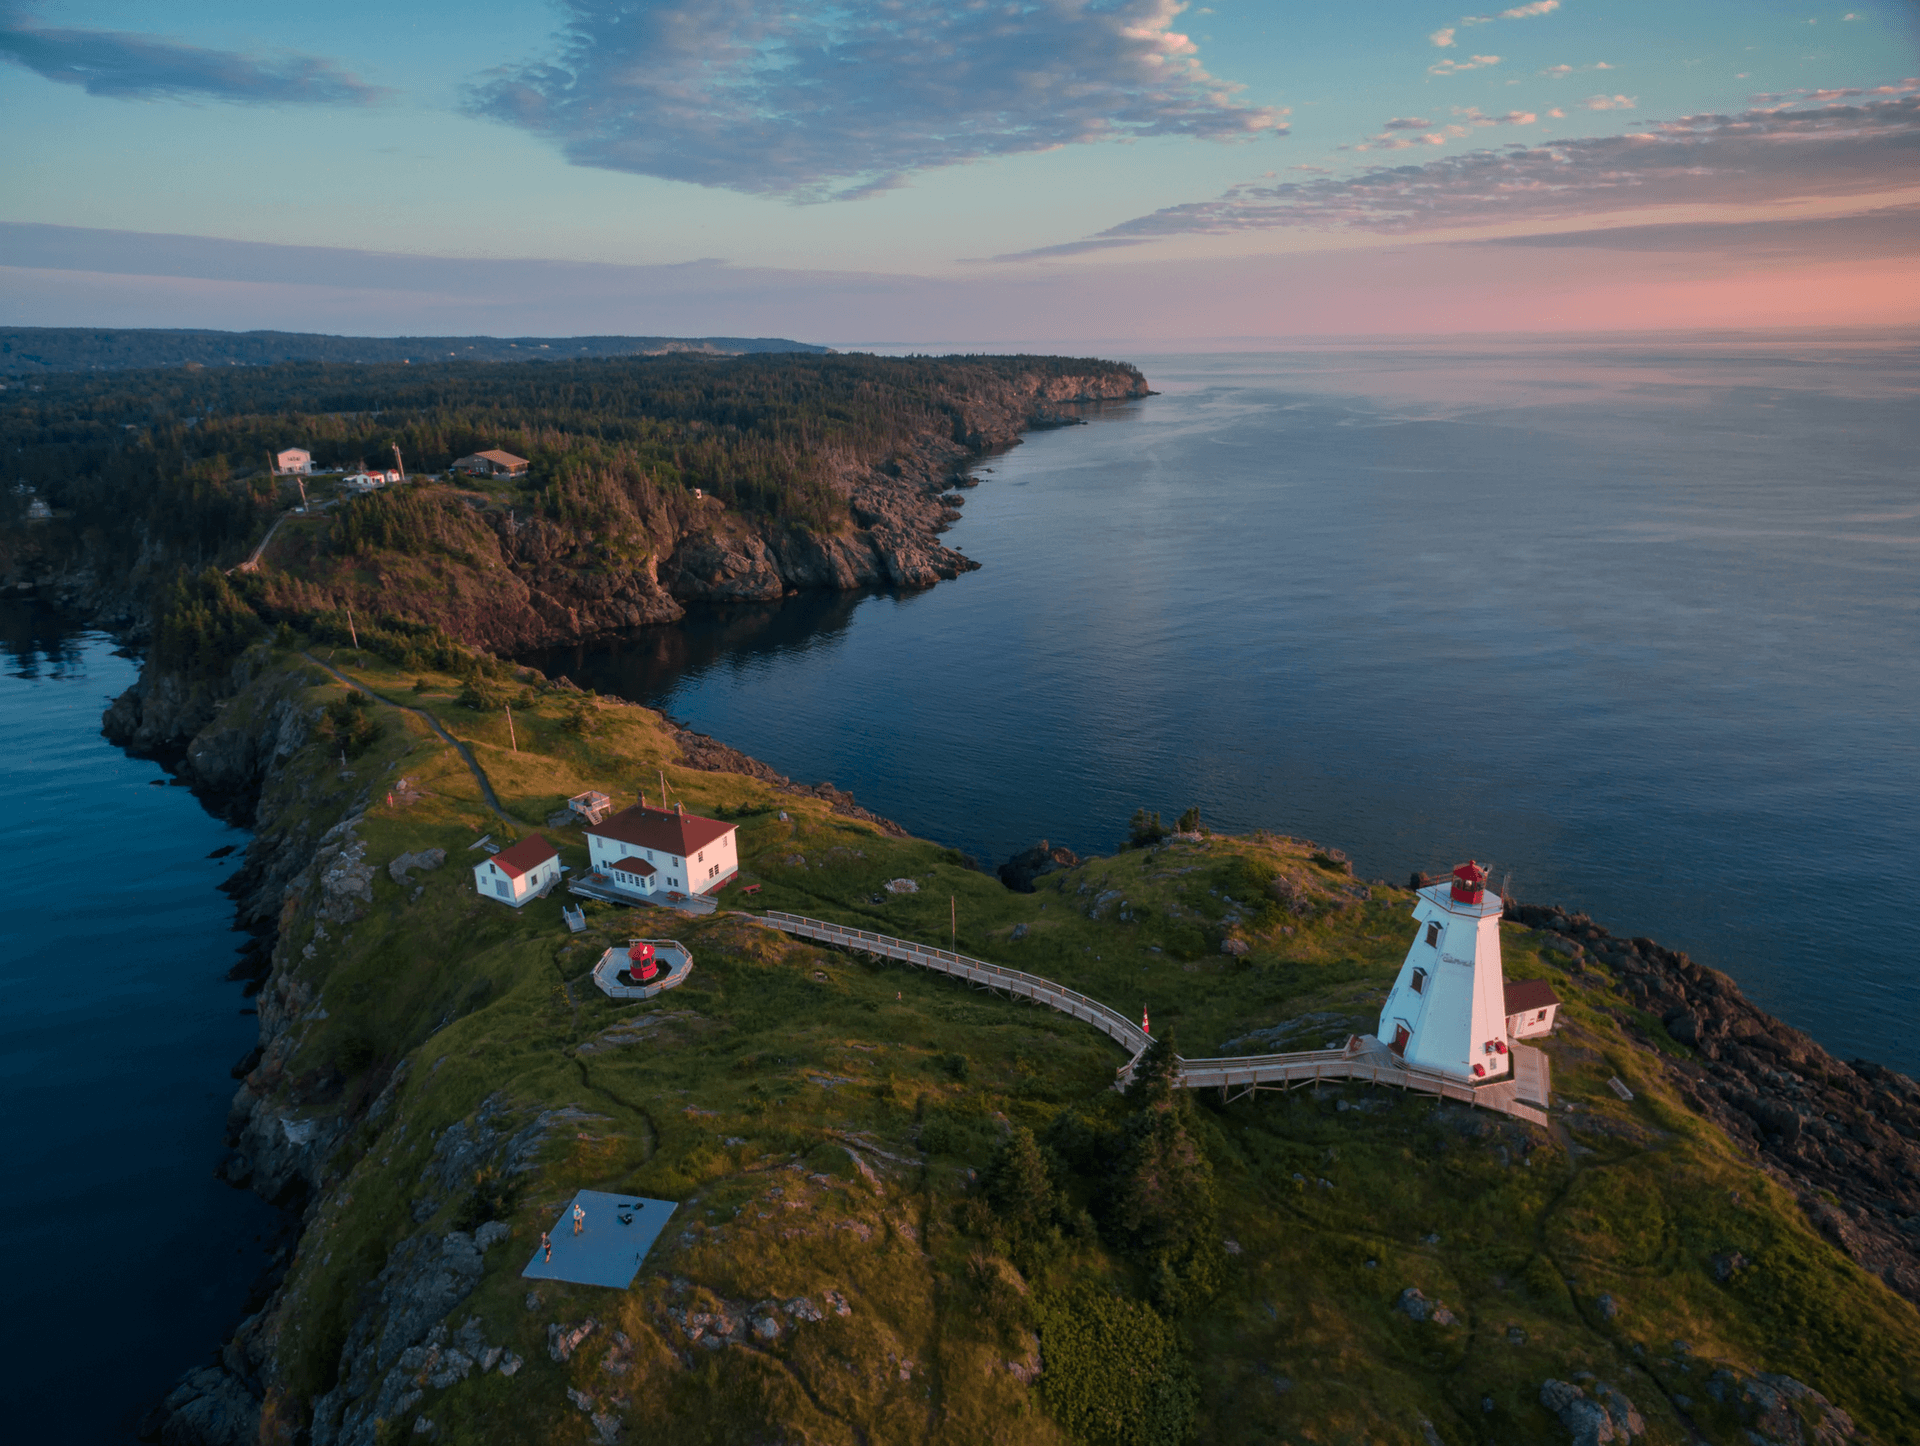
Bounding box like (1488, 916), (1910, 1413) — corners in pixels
(1450, 860), (1489, 905)
(627, 940), (659, 983)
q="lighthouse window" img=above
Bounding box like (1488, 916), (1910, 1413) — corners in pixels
(1410, 967), (1428, 995)
(1426, 922), (1441, 948)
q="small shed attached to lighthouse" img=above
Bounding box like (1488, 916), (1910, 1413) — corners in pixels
(1376, 861), (1514, 1085)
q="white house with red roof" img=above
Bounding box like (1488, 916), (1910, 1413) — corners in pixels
(585, 800), (737, 898)
(473, 834), (561, 907)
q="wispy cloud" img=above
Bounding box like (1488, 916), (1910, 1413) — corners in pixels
(0, 4), (382, 104)
(467, 0), (1286, 202)
(1429, 27), (1457, 47)
(1581, 94), (1637, 111)
(1455, 106), (1537, 126)
(1353, 106), (1534, 152)
(1499, 1), (1559, 17)
(1542, 61), (1616, 78)
(1429, 53), (1502, 76)
(1023, 90), (1920, 247)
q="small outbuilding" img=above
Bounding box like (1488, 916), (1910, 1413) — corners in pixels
(1504, 978), (1562, 1039)
(474, 834), (561, 907)
(451, 449), (530, 478)
(274, 448), (313, 476)
(568, 790), (613, 824)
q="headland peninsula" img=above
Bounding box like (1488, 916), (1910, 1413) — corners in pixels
(4, 347), (1916, 1446)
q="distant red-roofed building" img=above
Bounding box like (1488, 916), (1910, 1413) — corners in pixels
(473, 833), (561, 907)
(586, 800), (737, 896)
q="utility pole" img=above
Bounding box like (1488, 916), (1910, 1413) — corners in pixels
(345, 603), (359, 651)
(297, 476), (308, 511)
(951, 895), (956, 953)
(506, 704), (517, 753)
(392, 443), (405, 481)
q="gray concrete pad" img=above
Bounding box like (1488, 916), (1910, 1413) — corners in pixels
(521, 1190), (677, 1289)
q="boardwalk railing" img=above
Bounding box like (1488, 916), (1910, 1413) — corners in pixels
(759, 911), (1149, 1056)
(755, 911), (1550, 1128)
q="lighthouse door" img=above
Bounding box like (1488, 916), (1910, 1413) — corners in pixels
(1390, 1023), (1411, 1056)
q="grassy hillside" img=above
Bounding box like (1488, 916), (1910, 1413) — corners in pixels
(215, 640), (1920, 1446)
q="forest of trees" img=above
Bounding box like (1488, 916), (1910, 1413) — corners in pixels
(2, 351), (1145, 579)
(0, 327), (828, 374)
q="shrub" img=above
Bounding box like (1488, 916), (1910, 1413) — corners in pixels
(319, 692), (380, 758)
(458, 675), (506, 711)
(452, 1167), (522, 1233)
(1175, 806), (1201, 834)
(1035, 1285), (1197, 1446)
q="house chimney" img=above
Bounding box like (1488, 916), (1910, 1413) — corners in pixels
(675, 801), (684, 815)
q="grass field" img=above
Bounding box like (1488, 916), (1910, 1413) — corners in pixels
(236, 644), (1920, 1445)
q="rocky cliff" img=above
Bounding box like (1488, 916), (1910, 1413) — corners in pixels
(306, 366), (1146, 653)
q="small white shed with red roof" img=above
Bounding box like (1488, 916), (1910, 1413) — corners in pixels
(474, 834), (561, 907)
(586, 800), (737, 897)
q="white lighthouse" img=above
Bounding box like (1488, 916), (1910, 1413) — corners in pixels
(1377, 861), (1513, 1084)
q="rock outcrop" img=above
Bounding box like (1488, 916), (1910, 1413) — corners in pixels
(999, 840), (1081, 893)
(1539, 1378), (1646, 1444)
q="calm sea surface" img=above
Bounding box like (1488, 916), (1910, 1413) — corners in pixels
(0, 608), (275, 1442)
(527, 340), (1920, 1077)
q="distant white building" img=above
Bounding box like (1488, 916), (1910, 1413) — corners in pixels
(1376, 862), (1514, 1084)
(474, 834), (561, 907)
(341, 469), (398, 493)
(26, 498), (52, 521)
(274, 448), (313, 476)
(585, 800), (738, 898)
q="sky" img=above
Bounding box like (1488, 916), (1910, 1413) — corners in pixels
(2, 0), (1917, 346)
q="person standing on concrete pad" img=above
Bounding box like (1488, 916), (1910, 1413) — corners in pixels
(572, 1202), (585, 1236)
(541, 1231), (552, 1262)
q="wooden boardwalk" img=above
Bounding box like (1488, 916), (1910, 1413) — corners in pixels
(756, 911), (1549, 1127)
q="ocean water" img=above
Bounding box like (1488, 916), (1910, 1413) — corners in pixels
(526, 338), (1920, 1077)
(0, 608), (276, 1442)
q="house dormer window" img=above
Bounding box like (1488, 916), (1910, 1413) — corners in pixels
(1411, 967), (1428, 995)
(1426, 922), (1441, 948)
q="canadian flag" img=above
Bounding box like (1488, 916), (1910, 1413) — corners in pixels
(1141, 1007), (1151, 1036)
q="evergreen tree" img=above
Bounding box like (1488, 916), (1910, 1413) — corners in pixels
(1128, 808), (1167, 849)
(984, 1126), (1057, 1242)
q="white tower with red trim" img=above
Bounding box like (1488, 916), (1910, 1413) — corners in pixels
(1377, 861), (1512, 1083)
